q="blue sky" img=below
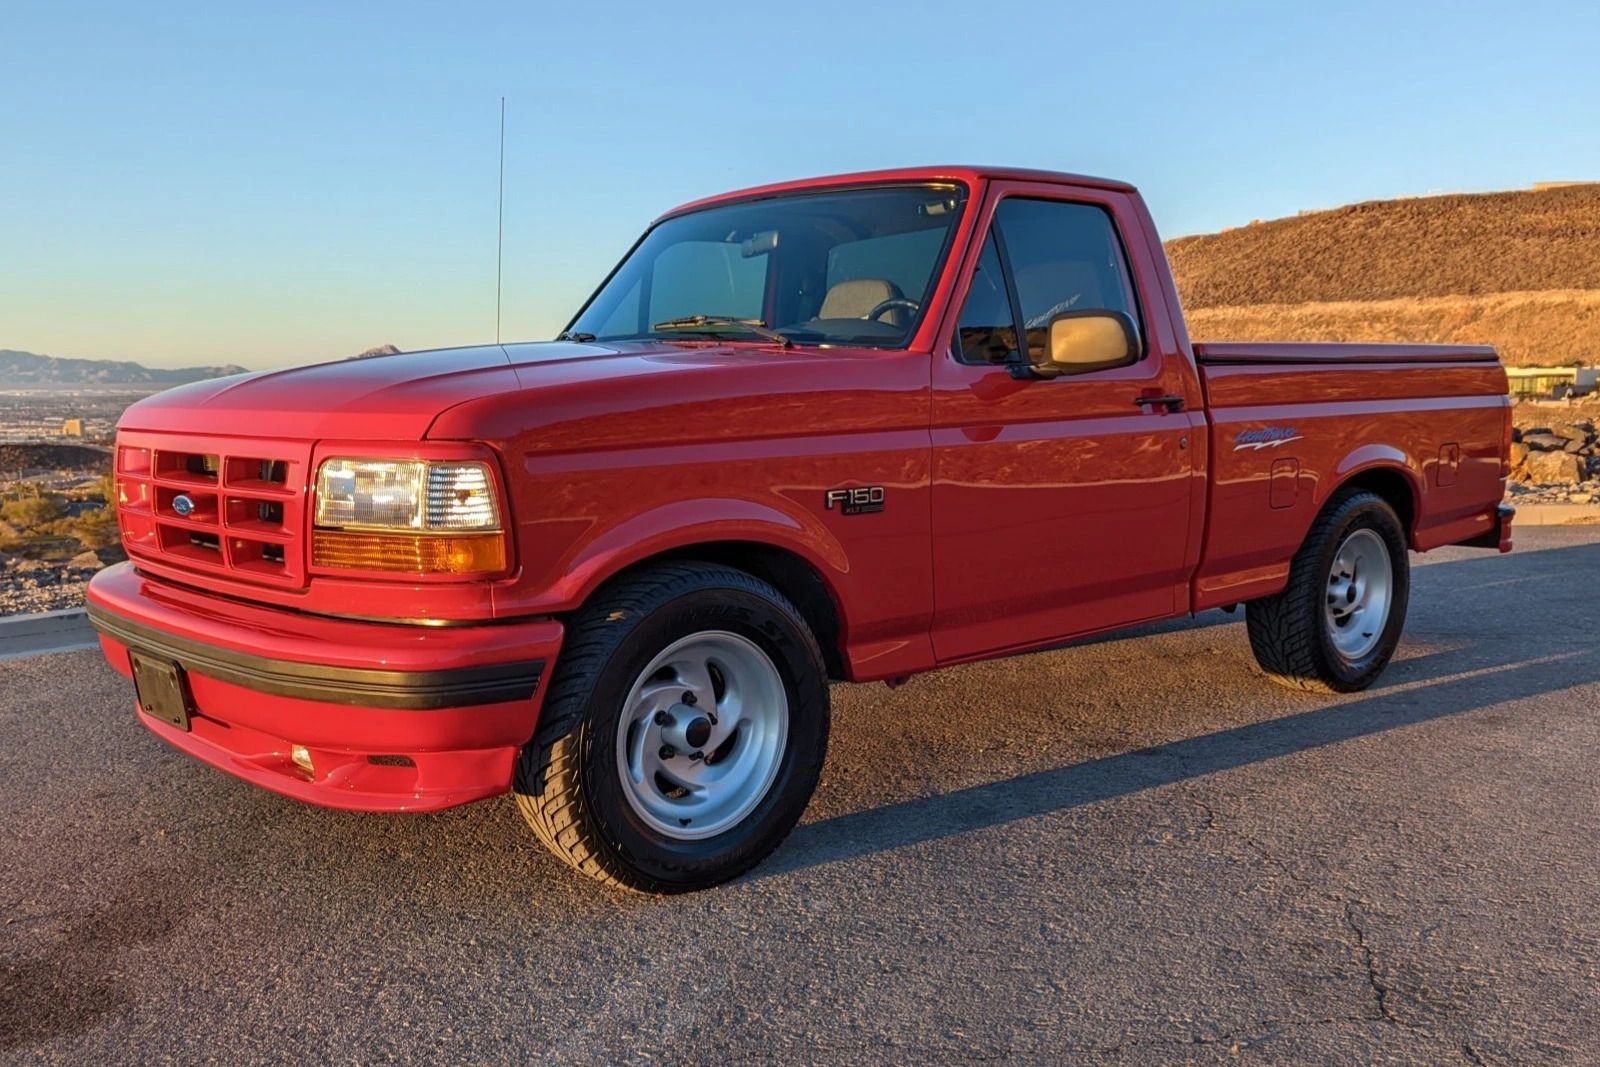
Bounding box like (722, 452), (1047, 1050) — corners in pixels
(4, 0), (1598, 369)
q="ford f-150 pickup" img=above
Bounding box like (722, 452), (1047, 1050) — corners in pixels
(87, 165), (1514, 892)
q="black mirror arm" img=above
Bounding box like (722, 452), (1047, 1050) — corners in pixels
(1005, 350), (1054, 380)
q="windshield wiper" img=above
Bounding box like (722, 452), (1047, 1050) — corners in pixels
(651, 315), (792, 348)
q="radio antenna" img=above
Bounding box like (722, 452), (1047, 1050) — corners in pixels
(495, 95), (506, 344)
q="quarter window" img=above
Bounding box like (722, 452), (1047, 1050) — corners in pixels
(953, 234), (1018, 365)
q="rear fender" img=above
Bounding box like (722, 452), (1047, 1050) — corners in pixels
(1192, 445), (1424, 612)
(1329, 446), (1424, 541)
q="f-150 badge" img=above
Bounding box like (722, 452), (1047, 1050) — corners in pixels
(1234, 427), (1303, 451)
(825, 486), (885, 515)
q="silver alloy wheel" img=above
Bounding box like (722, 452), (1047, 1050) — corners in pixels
(1324, 528), (1393, 660)
(615, 630), (789, 841)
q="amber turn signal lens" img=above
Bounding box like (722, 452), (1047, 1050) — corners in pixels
(312, 530), (507, 575)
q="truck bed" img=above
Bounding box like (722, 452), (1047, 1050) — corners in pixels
(1191, 344), (1510, 613)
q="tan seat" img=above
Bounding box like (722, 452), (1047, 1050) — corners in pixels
(816, 278), (909, 327)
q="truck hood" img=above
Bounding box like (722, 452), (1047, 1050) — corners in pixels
(118, 338), (872, 444)
(120, 343), (571, 441)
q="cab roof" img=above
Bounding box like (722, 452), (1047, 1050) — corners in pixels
(658, 165), (1137, 221)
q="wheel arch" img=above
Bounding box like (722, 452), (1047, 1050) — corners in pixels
(1326, 453), (1421, 545)
(575, 535), (849, 681)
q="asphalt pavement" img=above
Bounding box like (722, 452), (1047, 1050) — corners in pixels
(3, 528), (1598, 1064)
(0, 611), (94, 664)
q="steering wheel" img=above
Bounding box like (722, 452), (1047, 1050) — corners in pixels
(865, 297), (920, 322)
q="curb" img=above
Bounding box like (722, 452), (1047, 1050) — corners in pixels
(0, 607), (98, 662)
(1508, 502), (1600, 525)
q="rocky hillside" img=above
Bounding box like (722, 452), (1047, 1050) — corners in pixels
(0, 349), (247, 386)
(1166, 183), (1600, 367)
(0, 444), (111, 479)
(1508, 393), (1600, 499)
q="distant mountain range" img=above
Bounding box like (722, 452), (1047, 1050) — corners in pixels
(0, 349), (249, 386)
(349, 343), (402, 360)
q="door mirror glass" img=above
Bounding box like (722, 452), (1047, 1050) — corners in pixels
(1043, 310), (1138, 376)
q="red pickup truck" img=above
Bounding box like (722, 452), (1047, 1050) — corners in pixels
(88, 166), (1512, 892)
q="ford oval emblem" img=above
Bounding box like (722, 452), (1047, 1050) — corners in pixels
(172, 494), (196, 517)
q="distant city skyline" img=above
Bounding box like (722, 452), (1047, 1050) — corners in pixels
(5, 0), (1599, 369)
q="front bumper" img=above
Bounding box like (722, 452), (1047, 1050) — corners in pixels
(86, 563), (564, 812)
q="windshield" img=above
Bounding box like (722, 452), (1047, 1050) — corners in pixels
(568, 184), (967, 347)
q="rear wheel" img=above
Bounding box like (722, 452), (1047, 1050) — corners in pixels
(514, 562), (829, 893)
(1246, 489), (1410, 693)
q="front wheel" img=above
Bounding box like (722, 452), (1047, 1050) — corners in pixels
(514, 562), (829, 892)
(1246, 490), (1410, 693)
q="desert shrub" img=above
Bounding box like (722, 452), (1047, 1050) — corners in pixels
(72, 508), (121, 549)
(1, 494), (65, 530)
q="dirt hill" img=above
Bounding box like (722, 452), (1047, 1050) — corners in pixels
(0, 443), (111, 479)
(1165, 184), (1600, 367)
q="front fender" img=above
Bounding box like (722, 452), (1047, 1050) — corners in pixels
(500, 495), (850, 617)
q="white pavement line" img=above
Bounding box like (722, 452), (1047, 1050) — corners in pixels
(0, 608), (99, 662)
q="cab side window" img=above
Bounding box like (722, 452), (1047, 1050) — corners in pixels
(992, 199), (1141, 369)
(952, 199), (1142, 372)
(953, 234), (1018, 365)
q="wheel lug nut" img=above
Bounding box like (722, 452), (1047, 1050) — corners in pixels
(682, 692), (698, 706)
(659, 744), (677, 760)
(654, 711), (674, 726)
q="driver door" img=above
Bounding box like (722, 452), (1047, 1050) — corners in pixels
(930, 182), (1201, 662)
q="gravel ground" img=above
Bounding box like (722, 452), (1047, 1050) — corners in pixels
(0, 575), (92, 617)
(2, 529), (1598, 1064)
(0, 555), (113, 617)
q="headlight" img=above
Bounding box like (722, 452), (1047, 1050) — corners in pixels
(314, 459), (501, 531)
(312, 458), (507, 576)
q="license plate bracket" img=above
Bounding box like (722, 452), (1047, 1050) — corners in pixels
(130, 652), (193, 731)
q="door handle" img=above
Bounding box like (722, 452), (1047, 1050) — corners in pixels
(1133, 393), (1185, 413)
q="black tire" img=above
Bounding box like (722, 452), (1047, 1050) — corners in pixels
(513, 562), (829, 893)
(1245, 490), (1410, 693)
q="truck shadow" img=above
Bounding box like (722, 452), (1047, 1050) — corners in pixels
(759, 539), (1600, 881)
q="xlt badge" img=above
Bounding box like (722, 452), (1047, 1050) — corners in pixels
(825, 486), (885, 515)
